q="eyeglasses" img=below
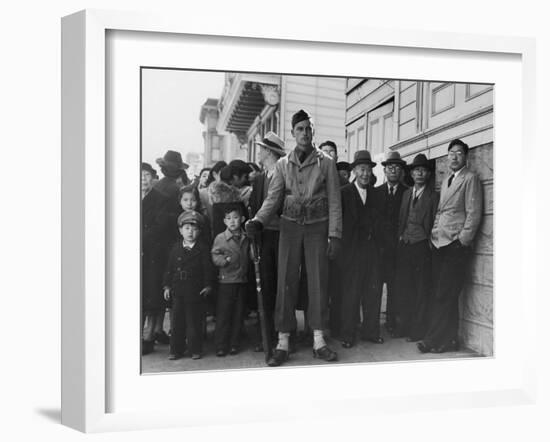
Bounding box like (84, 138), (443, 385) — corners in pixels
(385, 165), (402, 171)
(448, 150), (465, 157)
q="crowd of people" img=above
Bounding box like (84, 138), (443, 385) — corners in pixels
(141, 108), (483, 367)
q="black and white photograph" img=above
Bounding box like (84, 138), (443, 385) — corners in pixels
(140, 68), (493, 373)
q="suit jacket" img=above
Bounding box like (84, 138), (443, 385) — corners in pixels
(340, 183), (378, 266)
(374, 182), (408, 250)
(398, 186), (440, 243)
(431, 167), (483, 248)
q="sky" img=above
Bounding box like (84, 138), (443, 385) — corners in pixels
(141, 68), (225, 174)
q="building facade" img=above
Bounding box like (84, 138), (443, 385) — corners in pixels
(345, 78), (494, 356)
(213, 73), (346, 162)
(199, 98), (244, 166)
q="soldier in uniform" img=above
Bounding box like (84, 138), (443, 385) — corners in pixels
(246, 109), (342, 367)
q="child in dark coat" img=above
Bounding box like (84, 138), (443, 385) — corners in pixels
(163, 210), (215, 360)
(211, 204), (251, 356)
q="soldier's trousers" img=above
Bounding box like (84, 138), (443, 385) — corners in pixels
(275, 219), (329, 333)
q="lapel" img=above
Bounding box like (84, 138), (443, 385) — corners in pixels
(179, 242), (201, 264)
(415, 186), (432, 212)
(440, 169), (467, 208)
(289, 147), (323, 169)
(351, 183), (367, 207)
(403, 187), (413, 216)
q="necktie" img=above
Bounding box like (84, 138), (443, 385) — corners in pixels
(389, 186), (394, 196)
(413, 191), (418, 206)
(448, 174), (454, 188)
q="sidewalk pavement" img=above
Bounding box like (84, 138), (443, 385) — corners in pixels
(141, 312), (480, 374)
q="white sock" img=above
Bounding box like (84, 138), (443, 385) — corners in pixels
(276, 332), (290, 351)
(313, 330), (326, 350)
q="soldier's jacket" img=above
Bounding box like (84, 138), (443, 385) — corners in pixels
(254, 147), (342, 239)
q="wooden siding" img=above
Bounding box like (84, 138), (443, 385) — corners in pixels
(282, 75), (346, 152)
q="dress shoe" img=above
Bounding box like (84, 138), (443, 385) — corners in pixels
(313, 345), (338, 362)
(154, 331), (170, 345)
(341, 340), (353, 349)
(253, 344), (264, 352)
(430, 340), (459, 354)
(216, 349), (226, 357)
(168, 353), (182, 360)
(363, 336), (384, 344)
(406, 337), (420, 342)
(416, 341), (431, 353)
(267, 349), (289, 367)
(191, 353), (201, 360)
(229, 346), (239, 355)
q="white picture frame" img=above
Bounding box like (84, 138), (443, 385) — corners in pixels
(61, 9), (537, 433)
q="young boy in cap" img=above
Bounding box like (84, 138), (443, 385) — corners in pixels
(211, 203), (251, 356)
(163, 210), (215, 360)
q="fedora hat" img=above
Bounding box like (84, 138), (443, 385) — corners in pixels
(141, 162), (157, 178)
(381, 151), (406, 167)
(336, 161), (351, 172)
(350, 150), (377, 168)
(408, 153), (432, 170)
(255, 132), (286, 157)
(156, 150), (189, 170)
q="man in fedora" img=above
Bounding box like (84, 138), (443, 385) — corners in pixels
(393, 154), (439, 341)
(418, 139), (483, 353)
(246, 109), (342, 366)
(155, 150), (190, 210)
(153, 150), (190, 343)
(339, 150), (381, 348)
(248, 132), (286, 353)
(373, 151), (409, 341)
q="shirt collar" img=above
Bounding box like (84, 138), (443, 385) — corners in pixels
(388, 183), (399, 193)
(354, 181), (368, 195)
(413, 184), (426, 197)
(224, 228), (244, 242)
(452, 166), (466, 178)
(182, 240), (196, 249)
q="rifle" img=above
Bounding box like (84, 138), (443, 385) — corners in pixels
(249, 236), (271, 362)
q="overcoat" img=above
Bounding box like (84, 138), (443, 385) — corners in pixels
(163, 240), (215, 303)
(142, 188), (171, 312)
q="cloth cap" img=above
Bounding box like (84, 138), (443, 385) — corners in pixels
(177, 210), (204, 228)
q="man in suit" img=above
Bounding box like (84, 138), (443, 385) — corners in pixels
(374, 151), (408, 341)
(393, 154), (439, 341)
(339, 150), (381, 348)
(418, 139), (483, 353)
(248, 131), (286, 353)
